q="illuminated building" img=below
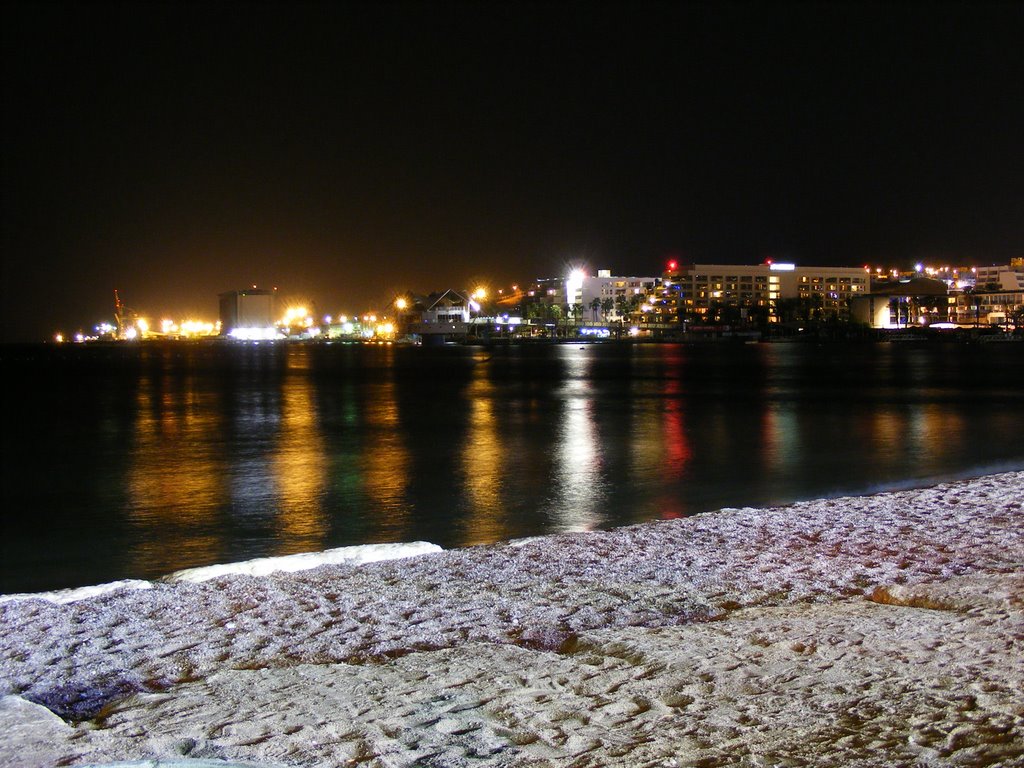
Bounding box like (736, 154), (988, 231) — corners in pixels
(408, 289), (473, 342)
(952, 290), (1024, 327)
(973, 263), (1024, 292)
(650, 262), (870, 326)
(421, 289), (475, 324)
(219, 288), (277, 338)
(850, 277), (952, 328)
(569, 269), (660, 323)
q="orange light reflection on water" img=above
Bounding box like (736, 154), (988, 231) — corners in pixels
(460, 367), (506, 545)
(359, 379), (412, 541)
(271, 372), (328, 555)
(126, 371), (224, 577)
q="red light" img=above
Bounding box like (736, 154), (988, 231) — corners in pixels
(667, 260), (678, 271)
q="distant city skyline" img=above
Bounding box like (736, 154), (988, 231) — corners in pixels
(3, 2), (1023, 342)
(49, 258), (1024, 343)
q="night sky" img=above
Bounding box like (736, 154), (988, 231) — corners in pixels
(3, 2), (1023, 341)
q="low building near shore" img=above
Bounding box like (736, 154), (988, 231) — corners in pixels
(850, 277), (952, 329)
(408, 289), (474, 341)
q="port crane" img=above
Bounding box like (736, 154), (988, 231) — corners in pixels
(113, 289), (144, 339)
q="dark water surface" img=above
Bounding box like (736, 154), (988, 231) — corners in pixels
(3, 340), (1023, 593)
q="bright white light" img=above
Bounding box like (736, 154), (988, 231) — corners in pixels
(769, 262), (796, 271)
(566, 269), (586, 305)
(229, 327), (283, 341)
(915, 264), (924, 272)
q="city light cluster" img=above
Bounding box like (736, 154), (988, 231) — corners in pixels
(53, 256), (1023, 344)
(56, 315), (221, 344)
(162, 319), (219, 337)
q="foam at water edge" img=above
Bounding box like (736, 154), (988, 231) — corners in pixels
(0, 579), (153, 605)
(164, 541), (443, 583)
(0, 542), (444, 602)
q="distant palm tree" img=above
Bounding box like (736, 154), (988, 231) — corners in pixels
(601, 297), (614, 322)
(590, 297), (601, 322)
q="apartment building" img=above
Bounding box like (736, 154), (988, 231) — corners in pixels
(974, 263), (1024, 292)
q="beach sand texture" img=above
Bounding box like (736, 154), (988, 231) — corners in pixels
(2, 472), (1022, 767)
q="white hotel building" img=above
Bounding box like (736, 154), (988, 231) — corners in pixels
(566, 269), (660, 320)
(567, 262), (871, 325)
(670, 262), (869, 318)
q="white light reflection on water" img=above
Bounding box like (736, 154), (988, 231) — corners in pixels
(543, 347), (605, 532)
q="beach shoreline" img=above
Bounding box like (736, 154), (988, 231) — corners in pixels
(2, 472), (1022, 767)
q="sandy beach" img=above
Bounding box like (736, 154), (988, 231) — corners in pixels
(2, 471), (1022, 767)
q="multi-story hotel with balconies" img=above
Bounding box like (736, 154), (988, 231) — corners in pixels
(646, 261), (870, 326)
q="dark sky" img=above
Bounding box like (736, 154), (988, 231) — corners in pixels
(3, 1), (1023, 341)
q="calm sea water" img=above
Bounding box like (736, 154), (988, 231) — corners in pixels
(2, 340), (1023, 593)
